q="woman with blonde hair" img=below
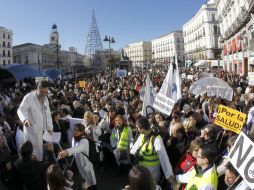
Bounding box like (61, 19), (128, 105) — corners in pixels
(183, 118), (199, 140)
(174, 138), (204, 190)
(83, 111), (102, 142)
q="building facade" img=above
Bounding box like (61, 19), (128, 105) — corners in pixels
(151, 31), (184, 66)
(123, 41), (152, 69)
(0, 26), (13, 65)
(13, 43), (83, 73)
(183, 0), (221, 64)
(216, 0), (254, 75)
(13, 25), (84, 73)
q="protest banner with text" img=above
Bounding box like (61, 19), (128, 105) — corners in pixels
(228, 132), (254, 189)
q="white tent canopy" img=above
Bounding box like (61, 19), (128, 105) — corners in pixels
(194, 60), (208, 67)
(194, 60), (223, 67)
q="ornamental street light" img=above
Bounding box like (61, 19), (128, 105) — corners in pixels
(103, 35), (115, 77)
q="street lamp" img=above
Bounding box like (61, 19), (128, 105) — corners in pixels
(103, 35), (115, 77)
(56, 43), (59, 69)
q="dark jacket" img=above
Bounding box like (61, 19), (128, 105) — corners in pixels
(14, 153), (54, 190)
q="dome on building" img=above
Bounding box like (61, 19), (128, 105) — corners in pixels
(52, 24), (57, 30)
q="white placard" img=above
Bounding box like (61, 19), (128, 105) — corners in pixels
(153, 93), (175, 116)
(187, 75), (194, 80)
(116, 69), (127, 78)
(43, 130), (61, 143)
(248, 72), (254, 86)
(228, 132), (254, 189)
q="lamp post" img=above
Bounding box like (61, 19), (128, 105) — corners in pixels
(56, 38), (60, 69)
(103, 35), (115, 78)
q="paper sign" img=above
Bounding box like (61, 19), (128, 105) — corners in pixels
(214, 105), (246, 134)
(181, 73), (186, 78)
(153, 93), (175, 116)
(248, 72), (254, 86)
(187, 75), (193, 80)
(43, 130), (61, 143)
(228, 132), (254, 189)
(79, 81), (86, 88)
(116, 69), (127, 78)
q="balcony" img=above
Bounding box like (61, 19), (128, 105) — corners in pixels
(224, 6), (250, 40)
(219, 36), (224, 43)
(218, 15), (223, 23)
(222, 0), (233, 16)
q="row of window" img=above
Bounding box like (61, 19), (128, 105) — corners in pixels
(152, 38), (182, 47)
(153, 52), (182, 58)
(2, 33), (11, 39)
(1, 50), (11, 57)
(184, 13), (217, 35)
(2, 60), (11, 65)
(1, 41), (11, 48)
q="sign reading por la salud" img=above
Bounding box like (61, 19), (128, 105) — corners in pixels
(214, 104), (246, 134)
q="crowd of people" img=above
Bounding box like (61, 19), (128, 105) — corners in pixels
(0, 66), (253, 190)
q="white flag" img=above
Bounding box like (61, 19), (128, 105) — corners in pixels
(141, 75), (155, 117)
(153, 56), (181, 116)
(160, 56), (182, 102)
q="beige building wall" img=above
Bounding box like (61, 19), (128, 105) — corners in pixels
(0, 26), (13, 65)
(123, 41), (152, 69)
(151, 31), (184, 66)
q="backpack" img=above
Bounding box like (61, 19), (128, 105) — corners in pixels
(81, 137), (99, 166)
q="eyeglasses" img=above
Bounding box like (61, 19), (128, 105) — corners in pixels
(172, 116), (179, 119)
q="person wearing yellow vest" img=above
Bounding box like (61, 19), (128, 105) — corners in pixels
(130, 117), (175, 185)
(174, 143), (218, 190)
(111, 115), (133, 166)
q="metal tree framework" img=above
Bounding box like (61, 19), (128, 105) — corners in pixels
(84, 10), (103, 68)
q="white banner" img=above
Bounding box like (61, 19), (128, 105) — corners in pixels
(43, 131), (61, 143)
(228, 132), (254, 189)
(141, 75), (155, 117)
(153, 93), (175, 116)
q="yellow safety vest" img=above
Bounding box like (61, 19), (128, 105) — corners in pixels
(117, 126), (131, 150)
(185, 166), (218, 190)
(139, 134), (160, 167)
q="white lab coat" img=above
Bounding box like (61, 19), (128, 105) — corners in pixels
(130, 135), (174, 183)
(17, 91), (53, 161)
(67, 138), (96, 188)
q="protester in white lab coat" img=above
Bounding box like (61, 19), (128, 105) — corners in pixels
(58, 123), (97, 190)
(17, 80), (53, 161)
